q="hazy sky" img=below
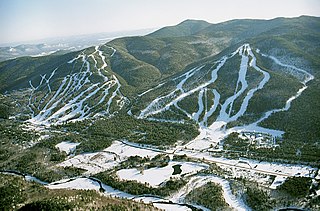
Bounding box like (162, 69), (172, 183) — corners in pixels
(0, 0), (319, 44)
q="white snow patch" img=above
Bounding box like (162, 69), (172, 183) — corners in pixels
(153, 203), (191, 211)
(55, 141), (80, 155)
(117, 161), (208, 187)
(46, 178), (100, 190)
(270, 176), (286, 189)
(58, 151), (117, 175)
(58, 141), (159, 175)
(106, 141), (159, 160)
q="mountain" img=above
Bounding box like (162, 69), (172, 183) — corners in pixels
(0, 16), (320, 210)
(148, 19), (211, 38)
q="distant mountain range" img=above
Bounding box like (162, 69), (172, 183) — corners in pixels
(0, 28), (155, 62)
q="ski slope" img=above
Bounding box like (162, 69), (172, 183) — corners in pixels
(138, 43), (314, 145)
(27, 45), (127, 126)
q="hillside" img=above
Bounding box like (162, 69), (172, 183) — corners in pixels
(0, 16), (319, 211)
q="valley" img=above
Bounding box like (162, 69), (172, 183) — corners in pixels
(0, 16), (320, 210)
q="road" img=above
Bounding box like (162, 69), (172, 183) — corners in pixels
(120, 140), (293, 177)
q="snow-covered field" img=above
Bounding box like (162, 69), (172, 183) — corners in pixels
(55, 141), (80, 155)
(47, 178), (101, 190)
(117, 161), (208, 187)
(106, 141), (159, 161)
(58, 141), (159, 174)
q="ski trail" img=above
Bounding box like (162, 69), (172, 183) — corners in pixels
(192, 89), (204, 122)
(260, 53), (314, 84)
(227, 45), (270, 122)
(138, 82), (165, 97)
(96, 45), (109, 81)
(228, 47), (314, 137)
(28, 45), (126, 126)
(248, 50), (314, 128)
(140, 43), (313, 142)
(139, 45), (241, 119)
(217, 45), (249, 122)
(254, 84), (307, 126)
(109, 46), (116, 57)
(139, 58), (227, 118)
(200, 89), (220, 127)
(138, 66), (202, 118)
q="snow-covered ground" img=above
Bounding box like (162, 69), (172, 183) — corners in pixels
(47, 178), (100, 190)
(58, 151), (117, 175)
(171, 175), (250, 211)
(152, 203), (191, 211)
(106, 141), (159, 160)
(58, 141), (159, 174)
(174, 149), (317, 178)
(55, 141), (80, 155)
(46, 177), (193, 211)
(270, 176), (287, 189)
(117, 161), (208, 187)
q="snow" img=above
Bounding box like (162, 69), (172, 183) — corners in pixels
(46, 176), (192, 211)
(138, 82), (165, 97)
(171, 175), (249, 211)
(217, 45), (249, 122)
(270, 176), (286, 189)
(200, 89), (220, 127)
(59, 141), (159, 174)
(117, 161), (208, 187)
(106, 141), (159, 160)
(59, 151), (117, 175)
(210, 176), (250, 211)
(27, 45), (126, 126)
(138, 43), (314, 156)
(153, 203), (191, 211)
(46, 178), (100, 190)
(25, 175), (48, 185)
(21, 43), (318, 210)
(55, 141), (80, 155)
(192, 89), (204, 121)
(262, 54), (314, 84)
(172, 148), (317, 179)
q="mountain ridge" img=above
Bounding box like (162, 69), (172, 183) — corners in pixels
(0, 16), (319, 162)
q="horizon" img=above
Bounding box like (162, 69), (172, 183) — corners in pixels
(1, 0), (319, 45)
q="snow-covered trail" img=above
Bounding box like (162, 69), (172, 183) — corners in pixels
(217, 45), (250, 122)
(214, 44), (271, 128)
(170, 175), (249, 211)
(138, 53), (231, 119)
(27, 45), (126, 126)
(140, 43), (313, 145)
(200, 89), (220, 127)
(260, 52), (314, 84)
(139, 44), (270, 127)
(230, 49), (314, 137)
